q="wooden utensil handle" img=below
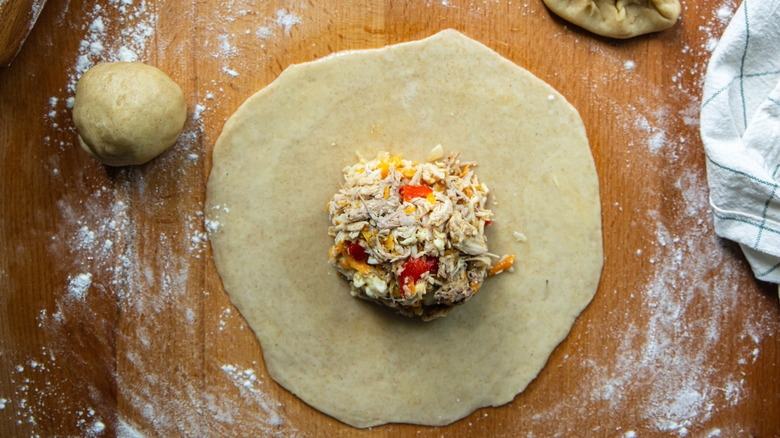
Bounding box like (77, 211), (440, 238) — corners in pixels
(0, 0), (48, 66)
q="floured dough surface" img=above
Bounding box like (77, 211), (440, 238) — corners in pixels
(206, 30), (603, 428)
(543, 0), (681, 39)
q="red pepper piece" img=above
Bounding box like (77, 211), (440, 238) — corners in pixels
(398, 257), (438, 297)
(347, 242), (369, 261)
(400, 185), (433, 202)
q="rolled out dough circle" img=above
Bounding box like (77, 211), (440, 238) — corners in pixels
(206, 30), (603, 428)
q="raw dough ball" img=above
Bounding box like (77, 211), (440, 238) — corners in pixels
(543, 0), (681, 39)
(73, 62), (187, 166)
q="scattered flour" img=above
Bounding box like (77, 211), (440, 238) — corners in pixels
(715, 4), (736, 22)
(1, 350), (109, 435)
(647, 130), (667, 154)
(205, 218), (222, 233)
(219, 364), (284, 427)
(698, 0), (738, 54)
(221, 67), (239, 77)
(207, 7), (303, 78)
(192, 104), (206, 122)
(116, 46), (139, 62)
(67, 273), (93, 300)
(217, 307), (232, 331)
(275, 9), (301, 35)
(629, 111), (669, 154)
(256, 26), (273, 39)
(90, 420), (106, 434)
(66, 1), (158, 94)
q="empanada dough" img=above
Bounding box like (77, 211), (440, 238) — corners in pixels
(73, 62), (187, 166)
(206, 30), (603, 427)
(543, 0), (681, 39)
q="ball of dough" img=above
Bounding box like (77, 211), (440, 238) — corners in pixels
(543, 0), (681, 39)
(73, 62), (187, 166)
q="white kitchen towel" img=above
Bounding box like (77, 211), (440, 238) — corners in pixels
(700, 0), (780, 290)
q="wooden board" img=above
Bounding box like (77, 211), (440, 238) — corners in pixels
(1, 0), (778, 436)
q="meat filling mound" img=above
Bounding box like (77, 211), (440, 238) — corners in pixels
(327, 148), (513, 320)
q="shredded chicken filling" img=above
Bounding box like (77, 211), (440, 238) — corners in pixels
(327, 149), (513, 320)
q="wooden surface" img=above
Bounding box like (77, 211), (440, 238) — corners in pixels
(1, 0), (779, 436)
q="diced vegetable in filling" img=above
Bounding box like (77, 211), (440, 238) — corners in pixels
(327, 149), (513, 320)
